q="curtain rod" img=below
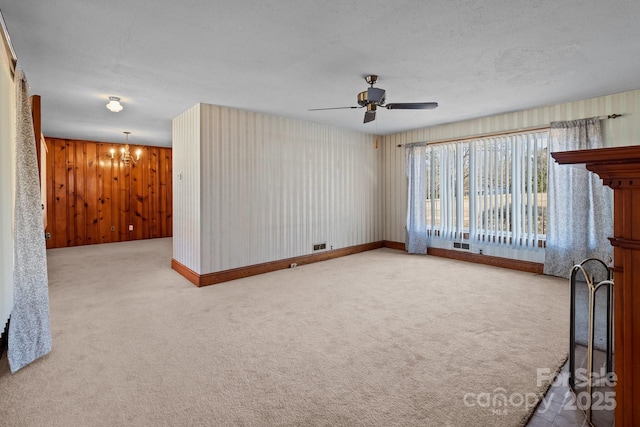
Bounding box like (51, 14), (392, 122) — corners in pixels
(0, 9), (17, 76)
(396, 114), (622, 148)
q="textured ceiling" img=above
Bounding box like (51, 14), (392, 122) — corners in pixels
(2, 0), (639, 147)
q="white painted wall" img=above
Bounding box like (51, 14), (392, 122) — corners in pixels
(173, 103), (382, 274)
(0, 41), (16, 328)
(172, 104), (202, 273)
(382, 89), (640, 245)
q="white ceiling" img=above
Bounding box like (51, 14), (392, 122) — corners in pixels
(2, 0), (639, 147)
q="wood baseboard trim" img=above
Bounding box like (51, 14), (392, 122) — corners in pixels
(383, 240), (406, 251)
(171, 259), (200, 286)
(173, 241), (543, 287)
(173, 241), (385, 287)
(426, 247), (544, 274)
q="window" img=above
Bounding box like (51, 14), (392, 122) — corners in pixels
(424, 131), (548, 250)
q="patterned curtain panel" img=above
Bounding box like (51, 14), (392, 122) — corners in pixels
(544, 118), (613, 278)
(405, 144), (428, 254)
(8, 68), (51, 372)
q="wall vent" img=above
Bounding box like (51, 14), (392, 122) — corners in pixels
(453, 242), (470, 250)
(313, 243), (327, 251)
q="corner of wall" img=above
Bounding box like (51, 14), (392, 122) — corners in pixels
(172, 104), (202, 273)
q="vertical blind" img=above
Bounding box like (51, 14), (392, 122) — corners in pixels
(424, 131), (548, 250)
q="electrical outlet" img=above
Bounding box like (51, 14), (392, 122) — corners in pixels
(129, 225), (133, 231)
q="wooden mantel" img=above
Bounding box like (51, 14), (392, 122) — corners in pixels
(552, 145), (640, 426)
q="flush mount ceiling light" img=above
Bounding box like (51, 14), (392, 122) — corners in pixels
(106, 96), (123, 112)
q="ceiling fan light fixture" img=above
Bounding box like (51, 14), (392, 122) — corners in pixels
(106, 96), (123, 112)
(357, 87), (386, 106)
(310, 74), (438, 124)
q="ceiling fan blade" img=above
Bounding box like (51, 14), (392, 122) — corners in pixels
(367, 87), (386, 104)
(308, 106), (359, 111)
(385, 102), (439, 110)
(363, 110), (376, 123)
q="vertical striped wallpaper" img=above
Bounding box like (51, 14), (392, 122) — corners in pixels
(382, 89), (640, 243)
(174, 89), (640, 272)
(173, 104), (382, 274)
(172, 104), (202, 273)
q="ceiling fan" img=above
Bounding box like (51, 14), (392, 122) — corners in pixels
(309, 75), (438, 123)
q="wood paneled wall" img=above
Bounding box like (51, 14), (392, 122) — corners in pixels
(45, 137), (172, 249)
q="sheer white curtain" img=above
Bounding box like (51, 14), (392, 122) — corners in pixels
(405, 144), (428, 253)
(544, 118), (613, 278)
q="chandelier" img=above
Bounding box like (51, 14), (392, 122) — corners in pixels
(109, 132), (141, 167)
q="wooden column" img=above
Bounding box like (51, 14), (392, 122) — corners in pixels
(552, 145), (640, 427)
(29, 95), (41, 178)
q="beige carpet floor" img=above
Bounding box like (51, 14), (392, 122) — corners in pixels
(0, 238), (569, 426)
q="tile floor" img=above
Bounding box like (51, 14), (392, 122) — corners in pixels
(525, 347), (615, 427)
(525, 361), (588, 426)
